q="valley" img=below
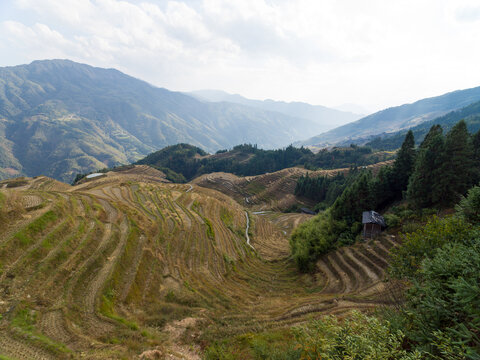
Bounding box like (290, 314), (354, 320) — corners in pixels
(0, 164), (400, 359)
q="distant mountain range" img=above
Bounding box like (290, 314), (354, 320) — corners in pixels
(366, 100), (480, 150)
(189, 89), (363, 134)
(298, 86), (480, 148)
(0, 60), (349, 182)
(2, 59), (480, 183)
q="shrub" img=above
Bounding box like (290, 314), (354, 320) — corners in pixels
(389, 216), (473, 279)
(292, 311), (420, 360)
(456, 185), (480, 224)
(384, 213), (401, 228)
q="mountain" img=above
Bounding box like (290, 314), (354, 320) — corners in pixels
(366, 100), (480, 150)
(0, 60), (324, 182)
(333, 103), (370, 116)
(188, 89), (363, 133)
(298, 86), (480, 148)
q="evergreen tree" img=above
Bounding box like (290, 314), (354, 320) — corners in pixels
(407, 125), (445, 208)
(372, 165), (395, 209)
(392, 130), (415, 196)
(437, 120), (476, 206)
(473, 129), (480, 183)
(332, 171), (374, 225)
(419, 124), (442, 149)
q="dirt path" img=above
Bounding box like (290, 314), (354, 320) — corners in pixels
(244, 211), (255, 250)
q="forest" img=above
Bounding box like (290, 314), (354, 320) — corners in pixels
(134, 143), (392, 183)
(285, 119), (480, 359)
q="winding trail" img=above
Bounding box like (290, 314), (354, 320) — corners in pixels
(186, 184), (193, 193)
(244, 211), (255, 250)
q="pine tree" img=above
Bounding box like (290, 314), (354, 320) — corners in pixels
(407, 125), (445, 208)
(473, 129), (480, 184)
(392, 130), (415, 196)
(437, 120), (475, 206)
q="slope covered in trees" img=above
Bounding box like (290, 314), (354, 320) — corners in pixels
(134, 143), (392, 183)
(367, 99), (480, 150)
(291, 121), (480, 271)
(298, 86), (480, 148)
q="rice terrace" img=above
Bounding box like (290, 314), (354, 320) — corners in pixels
(0, 164), (401, 359)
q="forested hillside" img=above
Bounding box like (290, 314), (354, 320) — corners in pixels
(291, 120), (480, 271)
(133, 143), (392, 183)
(298, 86), (480, 148)
(367, 100), (480, 150)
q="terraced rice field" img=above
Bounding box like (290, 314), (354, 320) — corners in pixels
(0, 166), (400, 359)
(193, 161), (393, 211)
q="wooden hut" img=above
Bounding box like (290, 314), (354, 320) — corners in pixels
(362, 210), (386, 239)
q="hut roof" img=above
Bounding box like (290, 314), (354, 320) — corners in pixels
(362, 210), (386, 227)
(300, 208), (316, 215)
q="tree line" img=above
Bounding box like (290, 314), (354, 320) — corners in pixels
(291, 120), (480, 272)
(135, 143), (392, 182)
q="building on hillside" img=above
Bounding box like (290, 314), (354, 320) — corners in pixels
(300, 207), (316, 215)
(362, 210), (386, 239)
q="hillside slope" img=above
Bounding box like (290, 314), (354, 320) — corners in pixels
(0, 60), (323, 183)
(189, 89), (363, 133)
(366, 100), (480, 150)
(0, 167), (401, 359)
(298, 86), (480, 147)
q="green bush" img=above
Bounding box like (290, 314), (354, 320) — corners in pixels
(292, 311), (421, 360)
(289, 211), (345, 272)
(384, 213), (401, 228)
(456, 185), (480, 224)
(389, 216), (473, 279)
(402, 241), (480, 358)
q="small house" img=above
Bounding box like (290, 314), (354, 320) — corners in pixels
(300, 207), (316, 215)
(362, 210), (386, 239)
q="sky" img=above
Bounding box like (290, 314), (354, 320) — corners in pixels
(1, 0), (480, 113)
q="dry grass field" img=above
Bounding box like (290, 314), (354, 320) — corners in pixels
(0, 164), (399, 359)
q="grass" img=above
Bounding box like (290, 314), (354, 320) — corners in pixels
(10, 305), (71, 356)
(204, 328), (301, 360)
(0, 174), (397, 358)
(100, 289), (139, 331)
(12, 210), (58, 247)
(245, 182), (266, 195)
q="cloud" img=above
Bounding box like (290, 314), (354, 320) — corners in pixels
(1, 0), (480, 111)
(456, 6), (480, 22)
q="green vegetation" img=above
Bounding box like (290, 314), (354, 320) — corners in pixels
(367, 99), (480, 151)
(385, 193), (480, 358)
(214, 182), (480, 359)
(12, 210), (58, 247)
(10, 305), (71, 355)
(205, 312), (419, 360)
(407, 121), (478, 208)
(294, 172), (350, 209)
(136, 143), (392, 182)
(291, 120), (480, 272)
(1, 59), (356, 183)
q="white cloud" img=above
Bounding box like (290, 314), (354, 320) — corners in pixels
(1, 0), (480, 111)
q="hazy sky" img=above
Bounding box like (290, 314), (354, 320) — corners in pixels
(1, 0), (480, 112)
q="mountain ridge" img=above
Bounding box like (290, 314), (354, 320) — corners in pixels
(188, 89), (363, 133)
(298, 85), (480, 148)
(0, 59), (328, 182)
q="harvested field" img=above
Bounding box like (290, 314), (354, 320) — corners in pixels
(0, 168), (401, 359)
(192, 161), (393, 211)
